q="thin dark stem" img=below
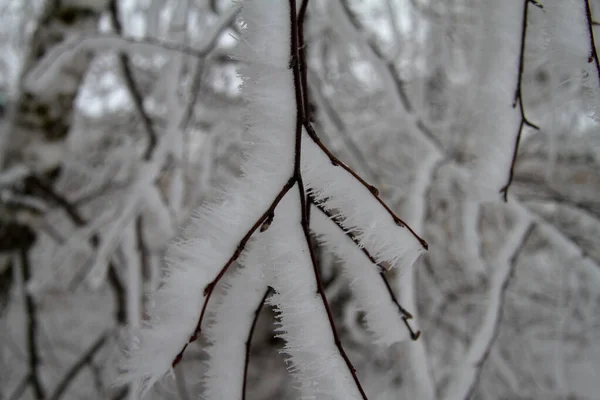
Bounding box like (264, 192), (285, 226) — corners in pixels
(135, 216), (150, 290)
(500, 0), (541, 202)
(20, 249), (45, 399)
(585, 0), (600, 84)
(303, 123), (428, 249)
(500, 119), (526, 203)
(48, 333), (108, 400)
(109, 0), (157, 160)
(298, 0), (311, 122)
(292, 1), (368, 398)
(242, 287), (272, 400)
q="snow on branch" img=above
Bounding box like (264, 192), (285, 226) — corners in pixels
(311, 205), (418, 344)
(302, 131), (427, 268)
(117, 0), (427, 397)
(469, 0), (539, 201)
(265, 193), (362, 400)
(202, 240), (269, 400)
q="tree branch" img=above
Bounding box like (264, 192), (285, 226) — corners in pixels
(584, 0), (600, 84)
(20, 249), (45, 399)
(499, 0), (542, 201)
(109, 0), (157, 160)
(442, 221), (536, 400)
(242, 287), (272, 400)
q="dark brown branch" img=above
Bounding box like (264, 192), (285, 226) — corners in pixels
(109, 0), (157, 160)
(242, 287), (272, 400)
(135, 216), (150, 290)
(584, 0), (600, 84)
(500, 0), (541, 202)
(20, 249), (45, 399)
(48, 333), (108, 400)
(293, 2), (367, 397)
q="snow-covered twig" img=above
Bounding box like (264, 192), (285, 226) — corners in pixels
(499, 0), (542, 201)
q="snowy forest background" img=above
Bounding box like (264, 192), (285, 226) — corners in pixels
(1, 0), (600, 399)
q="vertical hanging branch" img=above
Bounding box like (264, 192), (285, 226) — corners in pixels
(241, 287), (272, 400)
(499, 0), (542, 202)
(289, 1), (368, 397)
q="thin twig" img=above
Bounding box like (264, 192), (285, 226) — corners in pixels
(303, 123), (428, 249)
(584, 0), (600, 84)
(20, 249), (45, 399)
(109, 0), (157, 160)
(171, 178), (296, 367)
(313, 204), (421, 339)
(293, 1), (368, 397)
(499, 0), (542, 201)
(242, 287), (272, 400)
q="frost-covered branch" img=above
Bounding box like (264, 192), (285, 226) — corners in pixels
(119, 1), (426, 398)
(584, 0), (600, 84)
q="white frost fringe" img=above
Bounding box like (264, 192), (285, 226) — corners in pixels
(202, 239), (268, 399)
(117, 0), (295, 394)
(302, 132), (425, 270)
(265, 193), (362, 400)
(311, 207), (411, 345)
